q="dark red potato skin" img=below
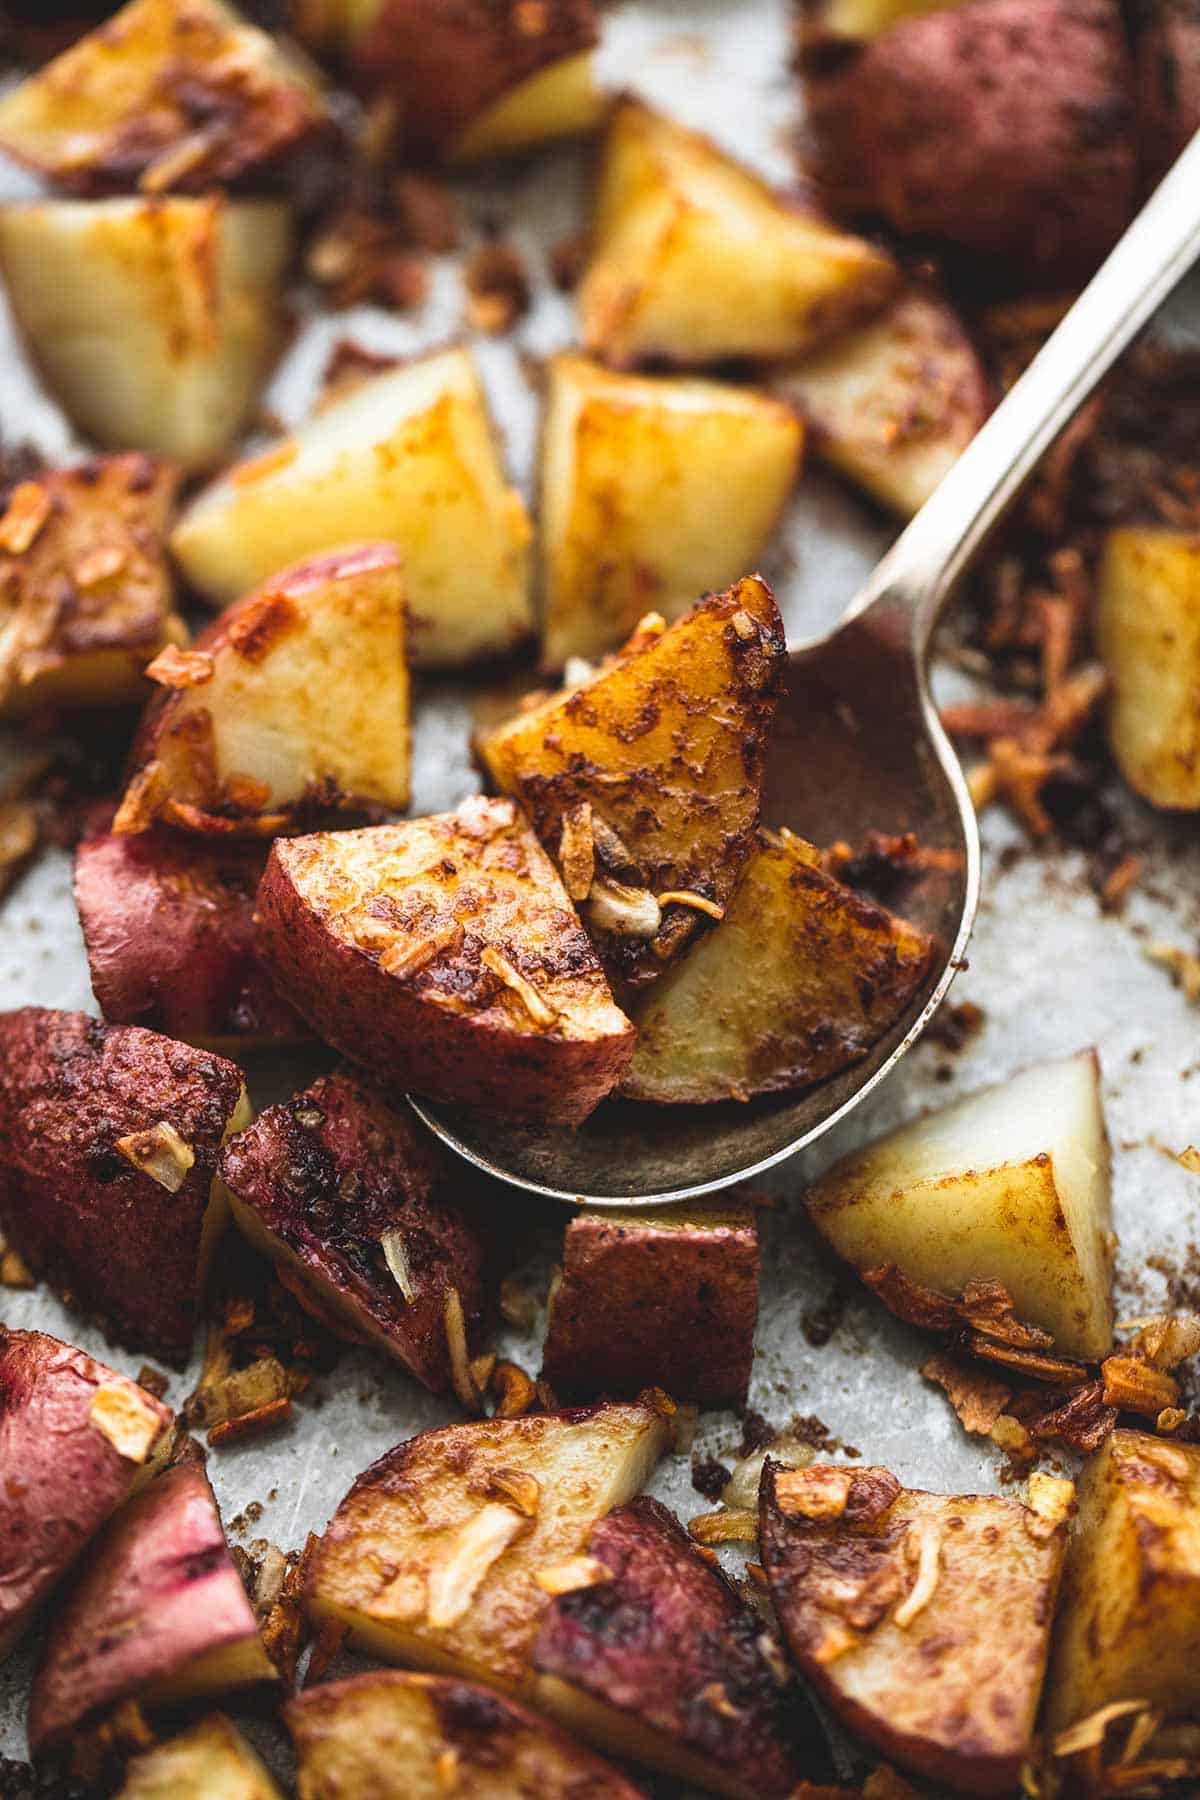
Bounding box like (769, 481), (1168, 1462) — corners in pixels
(1134, 2), (1200, 183)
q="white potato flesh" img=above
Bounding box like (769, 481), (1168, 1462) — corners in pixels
(119, 1715), (282, 1800)
(451, 51), (607, 162)
(0, 198), (289, 473)
(171, 349), (534, 667)
(539, 355), (802, 666)
(806, 1050), (1114, 1358)
(1096, 527), (1200, 809)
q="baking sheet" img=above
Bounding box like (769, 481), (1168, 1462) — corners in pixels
(3, 0), (1200, 1780)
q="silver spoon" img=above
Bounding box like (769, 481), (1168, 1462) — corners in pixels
(413, 132), (1200, 1205)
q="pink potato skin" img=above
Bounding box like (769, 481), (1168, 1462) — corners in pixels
(0, 1330), (173, 1656)
(29, 1448), (268, 1756)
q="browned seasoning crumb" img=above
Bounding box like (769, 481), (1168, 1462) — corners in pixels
(925, 999), (985, 1052)
(465, 242), (531, 336)
(801, 1285), (848, 1347)
(208, 1396), (293, 1446)
(135, 1364), (168, 1399)
(691, 1455), (732, 1502)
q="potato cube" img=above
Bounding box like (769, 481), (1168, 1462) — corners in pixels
(0, 197), (290, 473)
(540, 1202), (759, 1406)
(171, 349), (534, 666)
(579, 99), (898, 368)
(119, 1716), (282, 1800)
(806, 1049), (1114, 1359)
(539, 355), (803, 666)
(1096, 525), (1200, 809)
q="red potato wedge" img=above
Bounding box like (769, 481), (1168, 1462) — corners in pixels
(305, 1401), (671, 1694)
(534, 1497), (819, 1800)
(256, 797), (634, 1126)
(287, 1670), (646, 1798)
(760, 1461), (1070, 1796)
(0, 1008), (249, 1366)
(119, 1715), (282, 1799)
(540, 1202), (759, 1407)
(0, 455), (183, 719)
(476, 578), (786, 990)
(30, 1445), (276, 1757)
(75, 822), (307, 1052)
(116, 543), (410, 837)
(1135, 2), (1200, 184)
(0, 1329), (174, 1660)
(218, 1070), (492, 1396)
(0, 0), (327, 196)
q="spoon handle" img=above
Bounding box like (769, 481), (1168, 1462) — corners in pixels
(850, 128), (1200, 652)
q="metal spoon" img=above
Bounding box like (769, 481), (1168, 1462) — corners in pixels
(413, 132), (1200, 1205)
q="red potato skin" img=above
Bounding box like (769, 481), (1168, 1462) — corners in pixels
(1135, 2), (1200, 183)
(540, 1211), (759, 1406)
(806, 0), (1137, 289)
(218, 1071), (493, 1394)
(0, 1330), (173, 1654)
(0, 1008), (244, 1366)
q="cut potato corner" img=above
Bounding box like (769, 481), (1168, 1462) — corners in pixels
(115, 542), (409, 837)
(171, 348), (533, 666)
(1096, 526), (1200, 809)
(806, 1049), (1114, 1359)
(0, 197), (290, 473)
(451, 52), (606, 162)
(305, 1401), (670, 1695)
(622, 830), (933, 1103)
(539, 355), (803, 666)
(579, 98), (898, 367)
(119, 1715), (282, 1800)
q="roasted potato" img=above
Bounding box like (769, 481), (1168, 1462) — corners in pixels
(805, 0), (1137, 289)
(0, 0), (327, 195)
(760, 1461), (1070, 1795)
(476, 579), (786, 989)
(798, 0), (969, 43)
(114, 542), (410, 837)
(534, 1497), (818, 1799)
(541, 1202), (759, 1406)
(622, 832), (934, 1104)
(1135, 1), (1200, 184)
(74, 822), (306, 1051)
(119, 1715), (282, 1800)
(0, 1007), (249, 1366)
(29, 1445), (276, 1757)
(579, 99), (898, 368)
(170, 349), (534, 666)
(0, 197), (290, 473)
(256, 798), (634, 1126)
(218, 1070), (491, 1396)
(291, 0), (382, 56)
(0, 456), (183, 718)
(287, 1670), (646, 1798)
(1047, 1429), (1200, 1730)
(773, 287), (989, 518)
(355, 0), (603, 164)
(1096, 525), (1200, 808)
(805, 1049), (1114, 1359)
(305, 1401), (671, 1693)
(0, 1329), (173, 1660)
(539, 356), (803, 667)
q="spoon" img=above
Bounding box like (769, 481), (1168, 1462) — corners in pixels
(413, 131), (1200, 1206)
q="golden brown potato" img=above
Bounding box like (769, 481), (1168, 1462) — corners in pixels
(622, 832), (933, 1104)
(579, 99), (898, 369)
(541, 1202), (759, 1406)
(256, 797), (635, 1126)
(773, 287), (988, 518)
(287, 1670), (646, 1798)
(1047, 1429), (1200, 1731)
(761, 1461), (1071, 1795)
(798, 0), (970, 42)
(805, 1049), (1114, 1359)
(0, 0), (327, 195)
(1096, 525), (1200, 808)
(115, 543), (410, 837)
(119, 1716), (282, 1800)
(0, 454), (182, 718)
(0, 197), (290, 473)
(305, 1401), (671, 1694)
(476, 579), (786, 989)
(539, 355), (803, 667)
(171, 349), (534, 665)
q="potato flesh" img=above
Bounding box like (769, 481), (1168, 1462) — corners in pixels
(539, 356), (803, 666)
(1096, 526), (1200, 808)
(806, 1049), (1114, 1358)
(623, 835), (933, 1103)
(807, 0), (968, 37)
(0, 198), (289, 473)
(120, 1716), (282, 1800)
(451, 51), (606, 162)
(171, 350), (534, 666)
(306, 1404), (670, 1694)
(580, 100), (897, 367)
(1048, 1430), (1200, 1730)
